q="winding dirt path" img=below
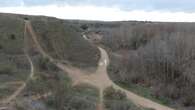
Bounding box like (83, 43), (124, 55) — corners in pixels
(3, 54), (34, 103)
(25, 20), (175, 110)
(0, 81), (24, 89)
(0, 22), (35, 109)
(0, 54), (34, 110)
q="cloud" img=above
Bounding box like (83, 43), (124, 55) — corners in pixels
(1, 0), (195, 12)
(1, 5), (195, 22)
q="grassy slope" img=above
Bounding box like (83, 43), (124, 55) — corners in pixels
(0, 12), (100, 87)
(21, 52), (99, 110)
(0, 13), (30, 99)
(29, 16), (100, 69)
(0, 13), (100, 109)
(0, 13), (24, 54)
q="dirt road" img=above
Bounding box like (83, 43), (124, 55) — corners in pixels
(0, 54), (34, 105)
(25, 20), (175, 110)
(0, 54), (34, 110)
(0, 22), (35, 109)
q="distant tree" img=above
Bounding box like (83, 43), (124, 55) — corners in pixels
(104, 86), (126, 100)
(80, 24), (88, 30)
(10, 34), (16, 40)
(24, 17), (29, 20)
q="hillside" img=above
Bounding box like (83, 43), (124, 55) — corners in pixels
(0, 13), (100, 68)
(0, 13), (101, 110)
(0, 13), (195, 110)
(0, 13), (30, 102)
(1, 13), (151, 110)
(30, 17), (100, 69)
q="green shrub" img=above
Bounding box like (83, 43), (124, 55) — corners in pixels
(10, 34), (16, 40)
(80, 24), (88, 30)
(104, 86), (126, 100)
(103, 86), (152, 110)
(0, 64), (14, 75)
(38, 57), (58, 71)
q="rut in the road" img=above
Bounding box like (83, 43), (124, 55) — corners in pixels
(25, 20), (175, 110)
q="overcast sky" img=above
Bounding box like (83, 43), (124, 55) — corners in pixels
(1, 0), (195, 22)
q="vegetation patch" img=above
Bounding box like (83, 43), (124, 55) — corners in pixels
(103, 86), (151, 110)
(119, 83), (171, 106)
(30, 17), (100, 69)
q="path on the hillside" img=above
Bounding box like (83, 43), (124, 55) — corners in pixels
(25, 21), (175, 110)
(0, 81), (24, 89)
(0, 54), (34, 109)
(5, 55), (34, 102)
(0, 22), (35, 109)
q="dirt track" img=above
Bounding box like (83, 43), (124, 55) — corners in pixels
(3, 54), (34, 103)
(0, 54), (34, 110)
(0, 22), (35, 109)
(25, 20), (175, 110)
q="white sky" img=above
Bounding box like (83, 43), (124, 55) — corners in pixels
(1, 5), (195, 22)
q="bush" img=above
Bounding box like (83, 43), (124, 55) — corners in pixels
(38, 57), (58, 71)
(24, 17), (29, 20)
(10, 34), (16, 40)
(103, 86), (146, 110)
(182, 96), (194, 107)
(104, 86), (127, 100)
(104, 100), (131, 110)
(45, 84), (97, 110)
(0, 64), (14, 75)
(81, 24), (88, 30)
(66, 95), (96, 110)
